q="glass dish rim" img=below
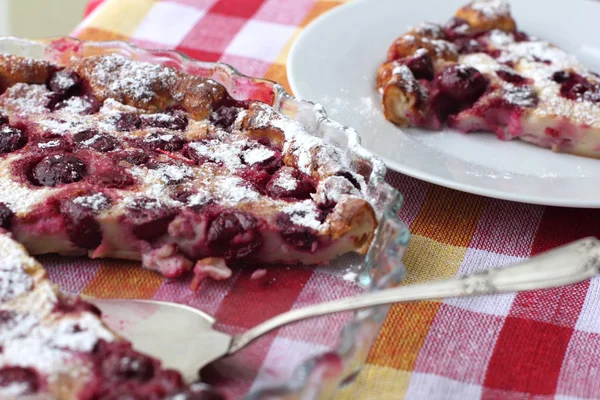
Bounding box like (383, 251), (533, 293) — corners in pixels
(0, 36), (409, 399)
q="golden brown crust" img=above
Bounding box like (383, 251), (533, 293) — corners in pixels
(0, 54), (54, 93)
(326, 197), (377, 254)
(455, 1), (516, 32)
(379, 65), (423, 126)
(386, 35), (458, 64)
(68, 55), (228, 119)
(407, 22), (446, 40)
(241, 102), (286, 148)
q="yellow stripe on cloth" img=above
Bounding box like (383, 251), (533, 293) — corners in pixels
(82, 260), (164, 299)
(83, 0), (157, 37)
(336, 365), (411, 400)
(402, 235), (468, 283)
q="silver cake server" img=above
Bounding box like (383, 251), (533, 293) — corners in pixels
(90, 237), (600, 383)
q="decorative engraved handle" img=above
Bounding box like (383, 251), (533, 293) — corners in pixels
(229, 237), (600, 354)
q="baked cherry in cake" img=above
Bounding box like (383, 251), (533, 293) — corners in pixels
(0, 232), (225, 399)
(0, 52), (378, 286)
(376, 0), (600, 159)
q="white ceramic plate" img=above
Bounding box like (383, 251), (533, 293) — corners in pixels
(288, 0), (600, 207)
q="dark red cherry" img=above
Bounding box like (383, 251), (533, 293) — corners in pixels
(31, 155), (86, 187)
(126, 198), (175, 242)
(141, 132), (186, 152)
(552, 70), (570, 83)
(0, 310), (16, 328)
(584, 86), (600, 103)
(140, 113), (188, 131)
(0, 367), (39, 395)
(48, 69), (81, 98)
(207, 211), (262, 259)
(113, 148), (150, 165)
(102, 351), (156, 381)
(86, 135), (119, 152)
(97, 168), (134, 189)
(404, 50), (434, 80)
(241, 148), (282, 174)
(443, 17), (470, 40)
(54, 95), (101, 115)
(238, 167), (271, 192)
(74, 130), (119, 152)
(0, 111), (8, 126)
(496, 69), (527, 85)
(60, 195), (109, 249)
(276, 213), (319, 251)
(437, 65), (488, 103)
(210, 106), (241, 129)
(114, 113), (141, 131)
(265, 167), (315, 200)
(0, 203), (14, 230)
(0, 126), (26, 154)
(454, 38), (484, 54)
(513, 31), (529, 42)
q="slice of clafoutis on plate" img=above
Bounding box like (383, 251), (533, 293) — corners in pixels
(377, 0), (600, 159)
(0, 52), (379, 289)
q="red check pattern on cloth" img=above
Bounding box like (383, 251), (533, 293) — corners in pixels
(46, 0), (600, 398)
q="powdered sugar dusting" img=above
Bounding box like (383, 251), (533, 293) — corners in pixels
(55, 96), (91, 114)
(272, 170), (298, 191)
(283, 201), (322, 230)
(72, 193), (110, 211)
(0, 381), (32, 396)
(470, 0), (510, 18)
(188, 190), (212, 207)
(188, 140), (243, 170)
(216, 176), (260, 204)
(488, 29), (513, 47)
(461, 32), (600, 126)
(37, 140), (61, 149)
(314, 175), (360, 206)
(91, 54), (178, 103)
(155, 163), (193, 184)
(242, 146), (275, 165)
(1, 83), (54, 114)
(250, 104), (326, 175)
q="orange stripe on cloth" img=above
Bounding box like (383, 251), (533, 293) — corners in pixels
(410, 185), (486, 248)
(82, 260), (164, 299)
(367, 301), (441, 371)
(264, 63), (291, 94)
(300, 1), (345, 28)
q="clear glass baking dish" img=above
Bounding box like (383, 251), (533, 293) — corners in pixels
(0, 37), (410, 399)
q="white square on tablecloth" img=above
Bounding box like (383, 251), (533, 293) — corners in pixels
(132, 2), (205, 47)
(224, 20), (296, 62)
(444, 248), (519, 316)
(574, 275), (600, 333)
(404, 373), (483, 400)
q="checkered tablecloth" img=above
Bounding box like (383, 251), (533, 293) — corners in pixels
(58, 0), (600, 398)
